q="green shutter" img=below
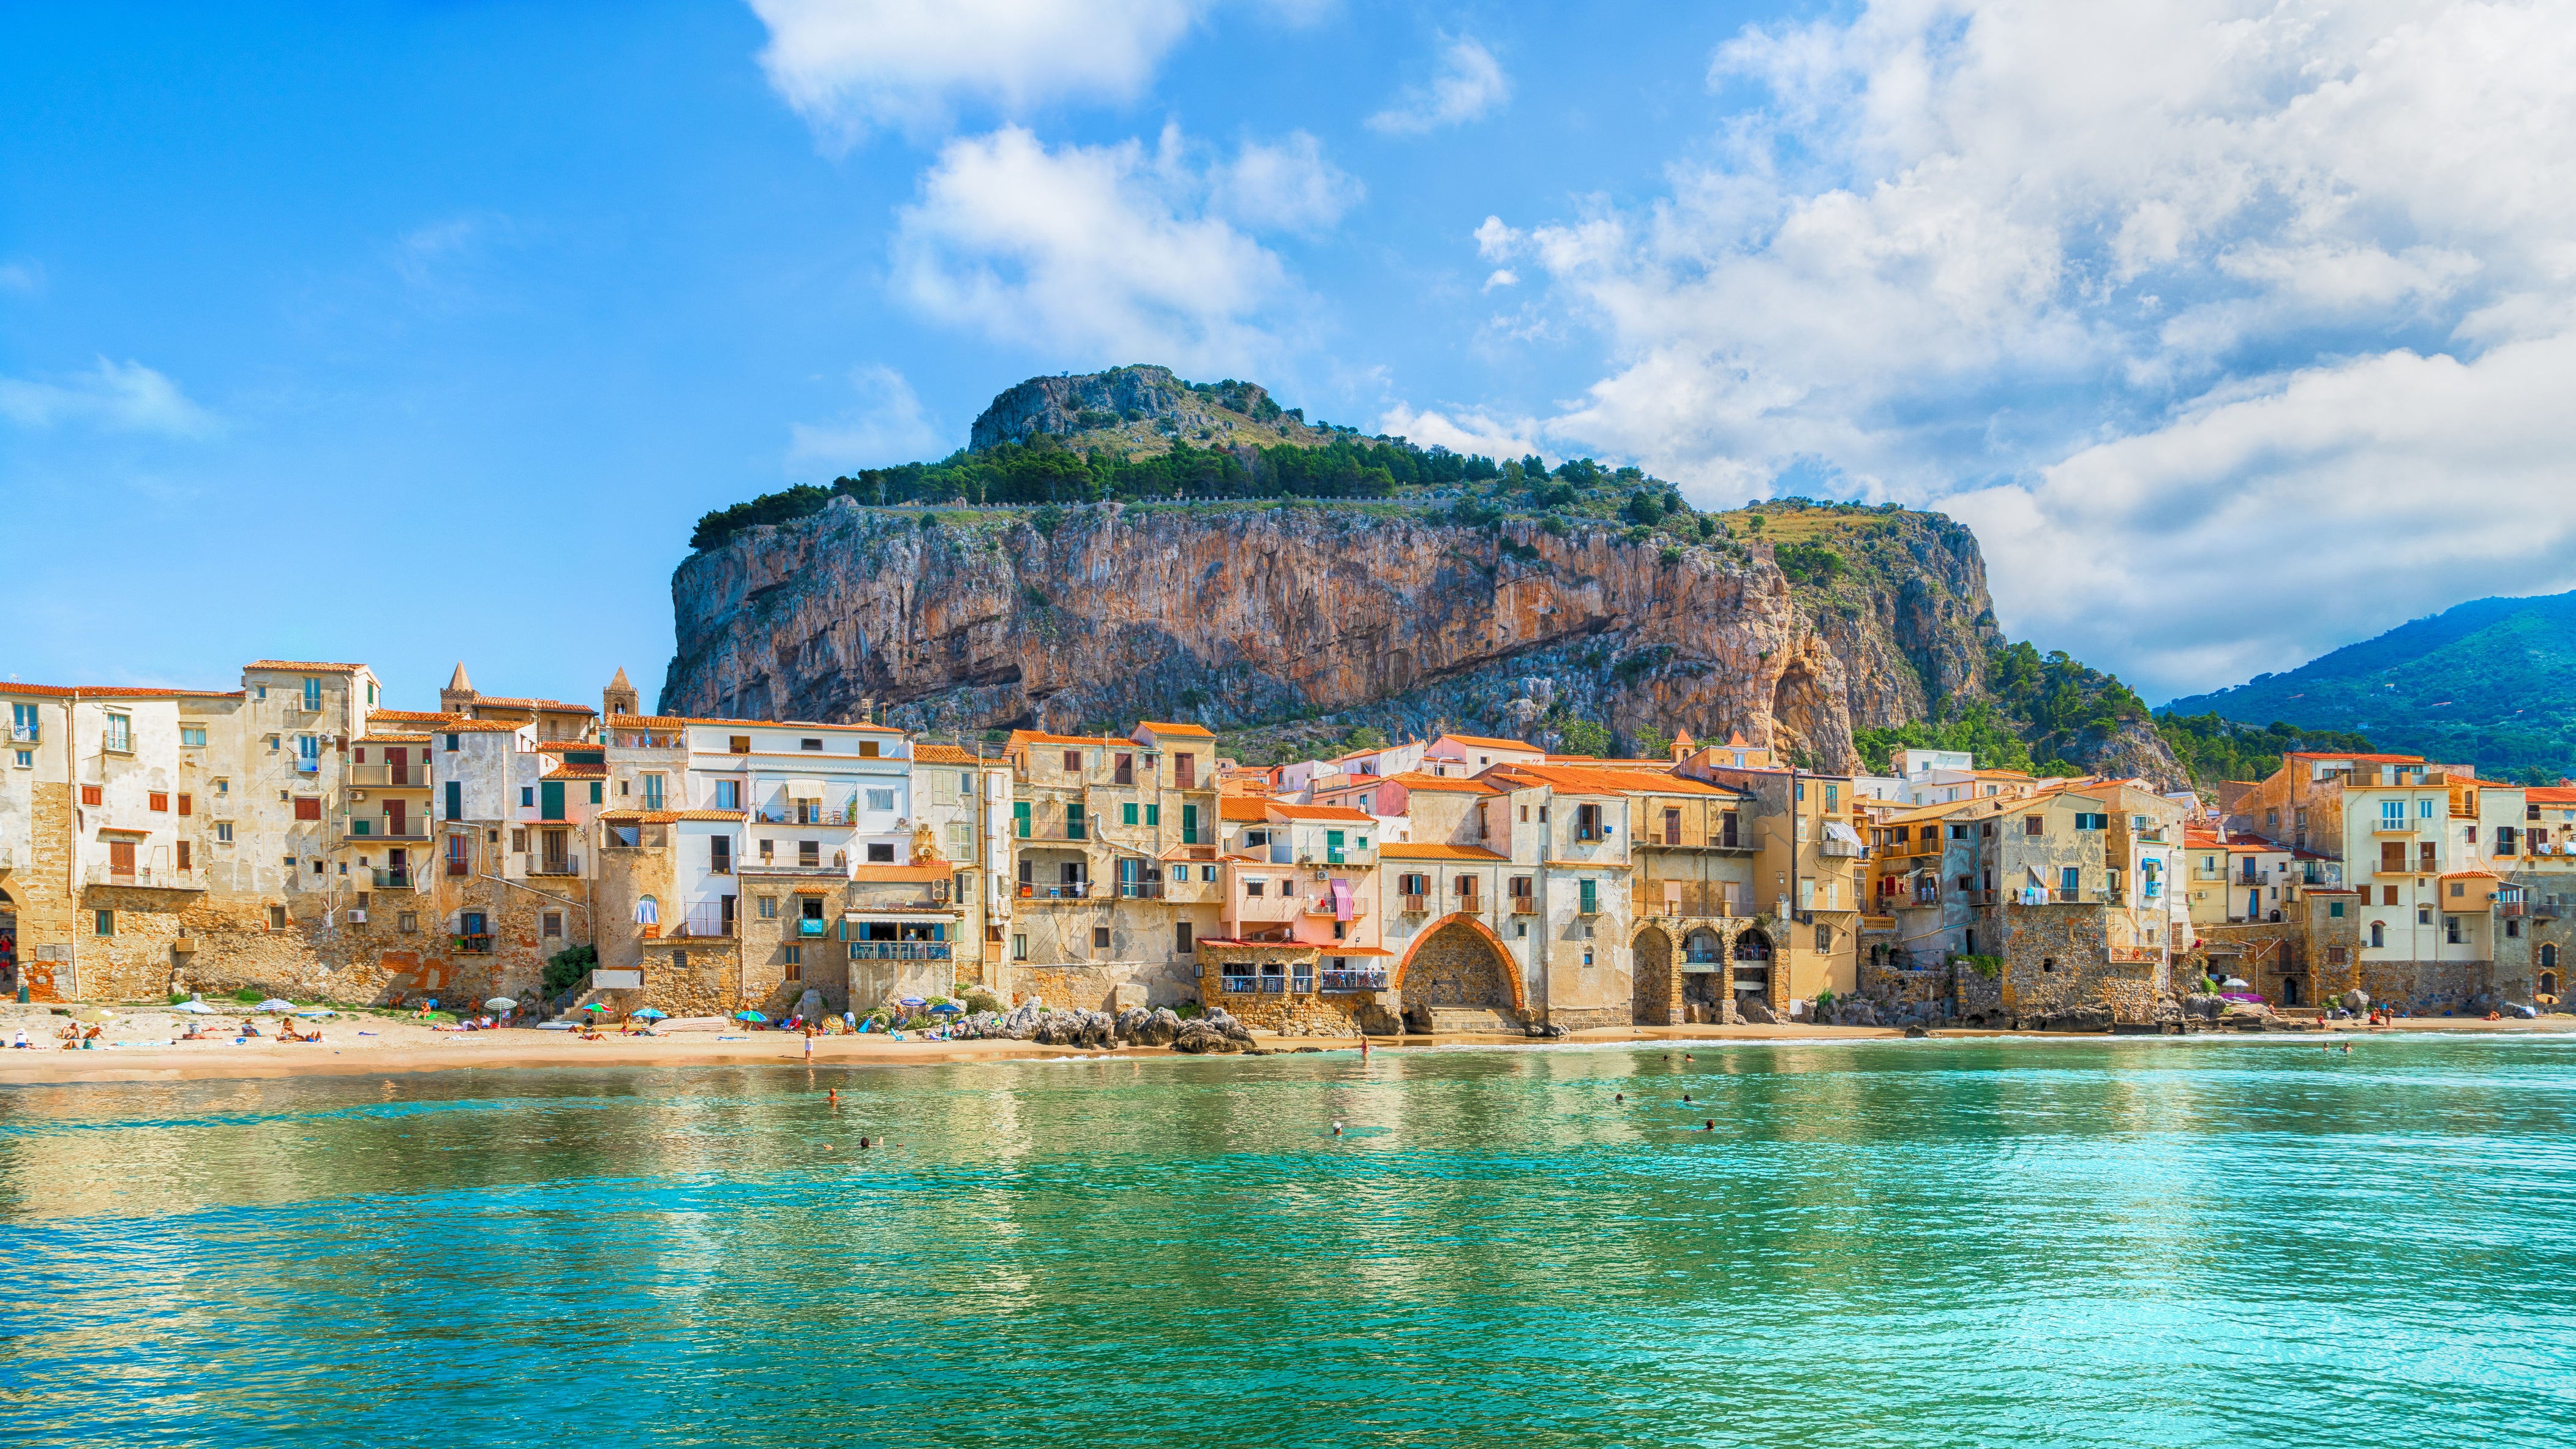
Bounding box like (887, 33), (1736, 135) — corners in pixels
(1580, 878), (1598, 914)
(589, 782), (603, 805)
(445, 781), (462, 821)
(1181, 803), (1198, 845)
(1145, 803), (1160, 827)
(1326, 829), (1345, 864)
(541, 781), (565, 820)
(1122, 802), (1138, 826)
(1013, 801), (1031, 837)
(1067, 802), (1085, 840)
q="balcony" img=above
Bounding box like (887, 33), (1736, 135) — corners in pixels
(1452, 894), (1487, 915)
(1022, 819), (1091, 841)
(846, 941), (953, 961)
(1509, 897), (1538, 914)
(1299, 848), (1378, 868)
(1575, 898), (1602, 917)
(293, 756), (320, 774)
(524, 854), (582, 876)
(1302, 892), (1368, 917)
(1321, 969), (1389, 992)
(797, 917), (830, 938)
(1820, 837), (1864, 859)
(756, 808), (853, 826)
(346, 764), (426, 788)
(1114, 879), (1167, 899)
(742, 858), (847, 878)
(372, 868), (412, 890)
(84, 864), (205, 890)
(1020, 882), (1095, 901)
(8, 723), (37, 745)
(2373, 819), (2417, 835)
(1218, 974), (1288, 995)
(672, 903), (732, 939)
(1399, 893), (1428, 914)
(343, 820), (431, 841)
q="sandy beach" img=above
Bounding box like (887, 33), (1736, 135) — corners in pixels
(1, 1001), (2569, 1085)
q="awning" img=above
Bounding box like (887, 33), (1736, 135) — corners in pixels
(841, 911), (959, 923)
(1329, 878), (1354, 921)
(784, 778), (827, 800)
(1825, 821), (1865, 846)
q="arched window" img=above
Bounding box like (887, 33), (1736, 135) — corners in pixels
(2543, 943), (2559, 970)
(2369, 922), (2385, 949)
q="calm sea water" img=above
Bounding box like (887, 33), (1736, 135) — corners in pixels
(4, 1035), (2574, 1448)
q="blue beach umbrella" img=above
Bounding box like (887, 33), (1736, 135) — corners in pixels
(735, 1010), (767, 1023)
(928, 1002), (962, 1015)
(898, 996), (926, 1009)
(632, 1007), (667, 1020)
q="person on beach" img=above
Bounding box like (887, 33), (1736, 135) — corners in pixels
(803, 1031), (814, 1063)
(10, 1027), (26, 1049)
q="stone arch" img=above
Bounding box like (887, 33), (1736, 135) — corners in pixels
(1732, 928), (1775, 1006)
(1394, 913), (1524, 1013)
(1632, 924), (1675, 1026)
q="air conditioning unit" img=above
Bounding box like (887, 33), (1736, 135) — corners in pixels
(348, 909), (368, 924)
(350, 791), (366, 801)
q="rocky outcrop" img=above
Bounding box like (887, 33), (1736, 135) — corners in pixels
(968, 366), (1316, 451)
(663, 500), (2035, 773)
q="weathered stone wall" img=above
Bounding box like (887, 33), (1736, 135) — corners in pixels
(1397, 920), (1520, 1018)
(1996, 904), (2163, 1023)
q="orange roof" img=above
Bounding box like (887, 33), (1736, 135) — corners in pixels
(1221, 798), (1272, 822)
(1320, 945), (1397, 958)
(2439, 869), (2503, 881)
(361, 734), (431, 745)
(1264, 802), (1377, 823)
(438, 720), (524, 734)
(1373, 770), (1502, 795)
(912, 743), (980, 764)
(2527, 786), (2576, 805)
(606, 712), (901, 733)
(244, 660), (367, 672)
(545, 762), (607, 779)
(1487, 762), (1738, 797)
(1432, 733), (1539, 753)
(672, 810), (746, 822)
(367, 709), (454, 723)
(600, 810), (681, 824)
(1135, 720), (1215, 737)
(1378, 843), (1510, 861)
(848, 863), (950, 883)
(1008, 729), (1127, 749)
(0, 682), (239, 698)
(467, 695), (596, 714)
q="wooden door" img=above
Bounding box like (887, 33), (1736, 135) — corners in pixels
(386, 800), (407, 836)
(108, 840), (136, 876)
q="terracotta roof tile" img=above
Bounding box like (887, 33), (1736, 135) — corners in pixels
(1373, 770), (1502, 795)
(244, 660), (367, 672)
(1431, 733), (1540, 753)
(1135, 720), (1215, 737)
(1377, 843), (1510, 861)
(1263, 802), (1378, 823)
(0, 682), (239, 699)
(911, 743), (982, 764)
(848, 863), (951, 882)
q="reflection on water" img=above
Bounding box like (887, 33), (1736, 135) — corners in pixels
(4, 1037), (2576, 1447)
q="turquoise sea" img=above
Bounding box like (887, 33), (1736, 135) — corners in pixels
(4, 1034), (2575, 1447)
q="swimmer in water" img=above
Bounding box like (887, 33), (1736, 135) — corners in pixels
(1615, 1093), (1625, 1103)
(1683, 1093), (1693, 1103)
(1332, 1121), (1343, 1137)
(858, 1137), (871, 1150)
(1702, 1120), (1714, 1131)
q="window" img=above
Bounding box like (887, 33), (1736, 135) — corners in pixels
(216, 822), (233, 843)
(866, 788), (896, 812)
(1175, 922), (1193, 954)
(1174, 753), (1196, 788)
(2383, 885), (2398, 905)
(81, 785), (102, 807)
(2072, 813), (2107, 830)
(710, 837), (732, 873)
(757, 895), (779, 919)
(177, 792), (192, 816)
(1013, 933), (1029, 961)
(520, 787), (535, 808)
(94, 908), (114, 936)
(867, 843), (895, 863)
(1245, 879), (1265, 897)
(1816, 924), (1832, 952)
(800, 737), (823, 751)
(858, 740), (880, 758)
(730, 736), (751, 755)
(293, 796), (322, 821)
(2417, 906), (2432, 926)
(543, 911), (563, 938)
(1093, 926), (1111, 949)
(11, 751), (26, 769)
(269, 905), (288, 930)
(445, 732), (460, 751)
(784, 947), (802, 979)
(104, 713), (132, 752)
(2370, 922), (2385, 947)
(2060, 866), (2081, 895)
(2419, 799), (2436, 819)
(1122, 802), (1138, 826)
(713, 780), (740, 811)
(176, 841), (191, 870)
(2445, 916), (2461, 944)
(2329, 901), (2345, 918)
(301, 677), (321, 710)
(181, 724), (206, 748)
(2024, 816), (2043, 835)
(146, 791), (168, 812)
(1063, 750), (1082, 773)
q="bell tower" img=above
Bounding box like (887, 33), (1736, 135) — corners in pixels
(603, 666), (640, 720)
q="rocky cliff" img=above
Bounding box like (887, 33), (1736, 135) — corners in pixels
(659, 500), (2022, 774)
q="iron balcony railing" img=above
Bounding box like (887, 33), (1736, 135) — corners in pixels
(372, 868), (411, 890)
(294, 756), (320, 774)
(347, 764), (421, 788)
(742, 859), (846, 877)
(8, 724), (37, 744)
(1320, 969), (1388, 992)
(1219, 974), (1288, 995)
(344, 821), (431, 840)
(845, 941), (953, 961)
(756, 808), (852, 825)
(84, 864), (205, 889)
(1399, 894), (1429, 913)
(796, 917), (830, 937)
(1019, 883), (1094, 900)
(454, 933), (495, 954)
(524, 854), (582, 876)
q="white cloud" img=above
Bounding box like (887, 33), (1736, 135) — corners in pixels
(1375, 402), (1543, 462)
(0, 358), (216, 437)
(787, 364), (948, 470)
(748, 0), (1206, 143)
(891, 124), (1333, 371)
(0, 260), (43, 295)
(1465, 0), (2576, 696)
(1482, 269), (1518, 291)
(1212, 132), (1362, 231)
(1367, 34), (1508, 135)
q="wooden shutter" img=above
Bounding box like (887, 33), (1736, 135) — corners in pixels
(177, 840), (192, 870)
(294, 796), (323, 821)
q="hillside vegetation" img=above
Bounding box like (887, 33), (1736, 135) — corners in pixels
(2164, 590), (2576, 783)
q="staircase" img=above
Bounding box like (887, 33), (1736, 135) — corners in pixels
(1421, 1006), (1523, 1035)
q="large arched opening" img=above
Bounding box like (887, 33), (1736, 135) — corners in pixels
(1395, 914), (1522, 1032)
(1632, 925), (1674, 1026)
(0, 885), (15, 1000)
(1732, 928), (1774, 1008)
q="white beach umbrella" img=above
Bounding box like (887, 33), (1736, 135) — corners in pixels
(485, 996), (518, 1011)
(169, 1000), (216, 1015)
(255, 998), (297, 1012)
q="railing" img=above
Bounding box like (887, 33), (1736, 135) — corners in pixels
(1321, 969), (1388, 992)
(372, 868), (411, 889)
(756, 808), (852, 825)
(84, 864), (204, 889)
(1024, 819), (1091, 841)
(1399, 894), (1428, 914)
(454, 933), (495, 954)
(1453, 894), (1485, 914)
(675, 903), (730, 939)
(1304, 894), (1367, 917)
(344, 821), (430, 840)
(1634, 885), (1740, 918)
(1575, 898), (1601, 916)
(7, 724), (37, 744)
(1219, 974), (1288, 995)
(525, 854), (582, 876)
(1020, 883), (1094, 900)
(1299, 849), (1376, 867)
(2373, 819), (2414, 834)
(797, 917), (830, 937)
(1509, 897), (1538, 914)
(742, 859), (846, 877)
(347, 764), (420, 788)
(294, 756), (320, 773)
(610, 732), (685, 749)
(845, 941), (953, 961)
(1116, 879), (1167, 899)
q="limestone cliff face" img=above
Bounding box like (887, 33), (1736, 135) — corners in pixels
(660, 502), (2016, 773)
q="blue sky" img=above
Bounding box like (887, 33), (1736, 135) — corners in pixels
(9, 1), (2576, 713)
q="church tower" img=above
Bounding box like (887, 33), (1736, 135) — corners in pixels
(440, 661), (477, 715)
(603, 666), (640, 720)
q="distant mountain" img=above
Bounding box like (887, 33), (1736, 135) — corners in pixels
(2162, 591), (2576, 782)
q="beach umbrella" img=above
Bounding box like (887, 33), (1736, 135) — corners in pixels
(255, 998), (297, 1012)
(898, 996), (926, 1009)
(168, 1000), (216, 1015)
(484, 996), (518, 1011)
(928, 1002), (963, 1015)
(582, 1002), (609, 1013)
(632, 1007), (668, 1020)
(71, 1006), (115, 1023)
(734, 1010), (767, 1023)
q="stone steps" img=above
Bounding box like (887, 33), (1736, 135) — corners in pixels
(1422, 1006), (1521, 1034)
